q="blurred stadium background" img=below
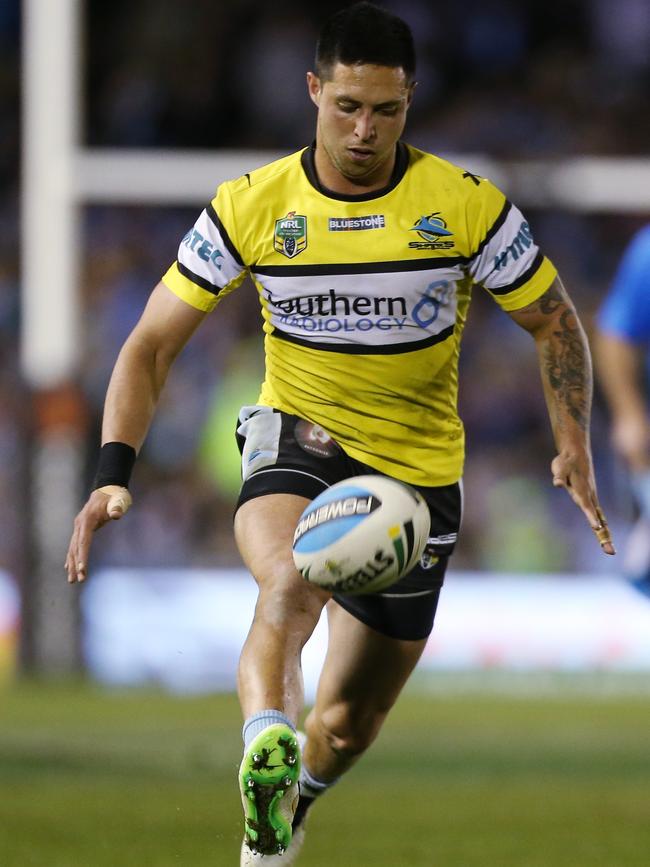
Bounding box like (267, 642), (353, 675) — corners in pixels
(1, 1), (650, 864)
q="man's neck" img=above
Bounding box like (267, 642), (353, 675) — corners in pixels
(313, 143), (396, 196)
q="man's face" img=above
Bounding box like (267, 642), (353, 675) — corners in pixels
(307, 62), (414, 188)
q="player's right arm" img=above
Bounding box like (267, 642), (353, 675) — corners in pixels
(65, 282), (207, 584)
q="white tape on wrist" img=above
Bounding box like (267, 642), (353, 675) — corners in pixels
(96, 485), (133, 516)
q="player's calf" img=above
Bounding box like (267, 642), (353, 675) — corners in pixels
(305, 703), (387, 777)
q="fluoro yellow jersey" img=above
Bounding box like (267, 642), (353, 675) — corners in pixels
(162, 143), (556, 486)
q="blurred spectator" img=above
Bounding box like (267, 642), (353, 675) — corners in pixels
(594, 226), (650, 592)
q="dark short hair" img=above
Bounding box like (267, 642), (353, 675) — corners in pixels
(316, 2), (416, 82)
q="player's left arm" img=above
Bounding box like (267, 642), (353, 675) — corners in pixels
(507, 275), (615, 555)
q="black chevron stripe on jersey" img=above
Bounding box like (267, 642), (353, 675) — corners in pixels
(489, 250), (544, 296)
(473, 199), (512, 258)
(271, 323), (455, 355)
(176, 261), (221, 295)
(252, 257), (465, 277)
(206, 202), (244, 267)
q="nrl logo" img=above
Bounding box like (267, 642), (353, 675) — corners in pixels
(274, 211), (308, 259)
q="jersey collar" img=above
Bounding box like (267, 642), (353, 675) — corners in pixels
(300, 141), (409, 202)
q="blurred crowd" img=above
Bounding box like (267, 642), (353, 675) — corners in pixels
(85, 0), (650, 157)
(2, 0), (650, 582)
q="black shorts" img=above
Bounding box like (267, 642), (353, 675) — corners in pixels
(234, 406), (462, 641)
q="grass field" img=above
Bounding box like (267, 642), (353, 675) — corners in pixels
(1, 679), (649, 866)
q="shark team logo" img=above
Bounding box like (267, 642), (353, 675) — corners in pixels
(274, 211), (308, 259)
(409, 212), (454, 250)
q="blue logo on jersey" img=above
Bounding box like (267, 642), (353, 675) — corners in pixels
(409, 213), (454, 250)
(181, 228), (224, 268)
(411, 214), (453, 239)
(492, 221), (534, 272)
(412, 280), (454, 328)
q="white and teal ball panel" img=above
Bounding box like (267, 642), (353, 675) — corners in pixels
(292, 475), (431, 594)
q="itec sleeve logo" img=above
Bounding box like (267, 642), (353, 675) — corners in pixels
(274, 211), (308, 259)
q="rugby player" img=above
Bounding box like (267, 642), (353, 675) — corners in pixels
(66, 4), (615, 863)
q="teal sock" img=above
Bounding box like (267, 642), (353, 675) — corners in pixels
(242, 710), (295, 748)
(299, 762), (336, 799)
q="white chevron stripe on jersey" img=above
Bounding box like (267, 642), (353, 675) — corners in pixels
(469, 202), (542, 293)
(176, 207), (244, 292)
(255, 268), (460, 347)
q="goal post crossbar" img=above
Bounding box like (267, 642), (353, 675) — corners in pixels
(75, 149), (650, 212)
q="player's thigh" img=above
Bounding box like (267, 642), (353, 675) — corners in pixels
(235, 492), (309, 585)
(313, 600), (428, 729)
(233, 405), (348, 593)
(235, 494), (331, 635)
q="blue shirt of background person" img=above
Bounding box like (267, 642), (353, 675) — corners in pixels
(598, 225), (650, 370)
(596, 224), (650, 592)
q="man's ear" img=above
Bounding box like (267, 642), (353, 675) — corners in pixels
(306, 71), (321, 107)
(406, 80), (417, 108)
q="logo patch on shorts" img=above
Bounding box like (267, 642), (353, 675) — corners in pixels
(420, 532), (458, 568)
(274, 211), (307, 259)
(294, 420), (340, 458)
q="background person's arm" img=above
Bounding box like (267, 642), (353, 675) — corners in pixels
(507, 276), (615, 555)
(594, 331), (650, 472)
(65, 283), (207, 583)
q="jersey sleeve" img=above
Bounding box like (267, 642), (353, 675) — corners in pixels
(597, 226), (650, 344)
(466, 180), (557, 311)
(162, 185), (247, 312)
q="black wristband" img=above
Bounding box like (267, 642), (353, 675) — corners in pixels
(93, 442), (137, 490)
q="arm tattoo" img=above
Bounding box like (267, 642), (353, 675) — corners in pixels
(542, 307), (590, 432)
(520, 281), (591, 432)
(532, 281), (565, 316)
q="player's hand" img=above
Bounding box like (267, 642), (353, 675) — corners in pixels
(551, 453), (615, 555)
(65, 485), (133, 584)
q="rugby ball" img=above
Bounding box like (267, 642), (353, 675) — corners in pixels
(292, 475), (430, 594)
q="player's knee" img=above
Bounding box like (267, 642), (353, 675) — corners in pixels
(315, 703), (384, 759)
(254, 573), (325, 633)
